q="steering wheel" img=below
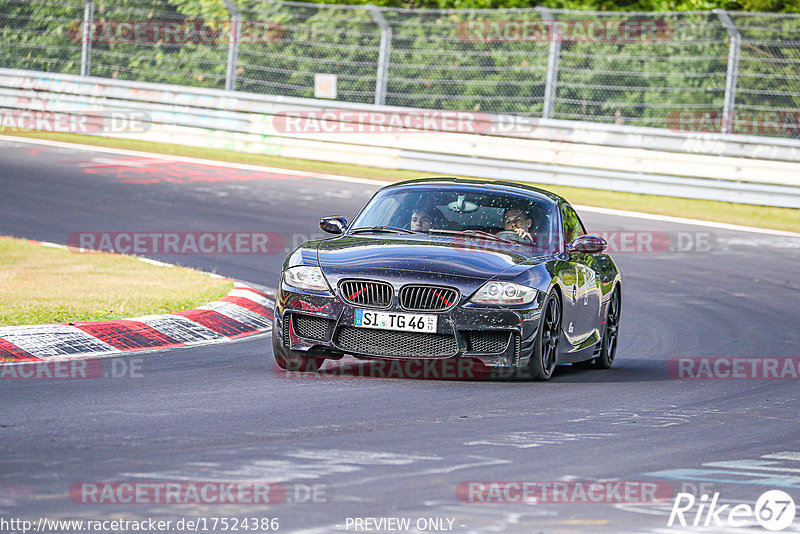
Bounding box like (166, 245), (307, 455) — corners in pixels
(496, 230), (519, 239)
(497, 230), (535, 245)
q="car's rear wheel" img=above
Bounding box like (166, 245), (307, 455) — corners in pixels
(525, 290), (561, 381)
(593, 288), (620, 369)
(272, 317), (326, 372)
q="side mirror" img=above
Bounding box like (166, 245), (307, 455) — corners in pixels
(566, 234), (607, 254)
(320, 216), (347, 235)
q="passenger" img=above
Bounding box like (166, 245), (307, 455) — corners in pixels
(410, 209), (433, 232)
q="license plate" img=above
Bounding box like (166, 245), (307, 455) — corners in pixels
(354, 309), (437, 333)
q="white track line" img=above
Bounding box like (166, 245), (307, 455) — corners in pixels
(0, 134), (381, 185)
(2, 134), (797, 237)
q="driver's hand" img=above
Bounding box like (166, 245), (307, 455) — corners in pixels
(513, 228), (532, 241)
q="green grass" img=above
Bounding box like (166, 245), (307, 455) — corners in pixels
(3, 129), (799, 232)
(0, 237), (233, 327)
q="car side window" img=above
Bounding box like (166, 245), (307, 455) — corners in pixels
(561, 205), (586, 245)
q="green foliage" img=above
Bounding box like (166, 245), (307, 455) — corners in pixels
(168, 0), (229, 21)
(1, 0), (798, 137)
(0, 0), (84, 74)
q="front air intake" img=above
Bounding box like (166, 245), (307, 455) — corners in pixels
(339, 279), (393, 308)
(399, 285), (458, 311)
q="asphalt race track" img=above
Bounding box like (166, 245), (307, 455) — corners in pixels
(1, 138), (799, 534)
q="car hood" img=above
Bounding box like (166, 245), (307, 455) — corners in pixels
(315, 234), (546, 285)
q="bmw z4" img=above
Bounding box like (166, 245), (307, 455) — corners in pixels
(272, 178), (621, 380)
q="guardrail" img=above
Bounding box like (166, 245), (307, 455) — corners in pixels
(2, 68), (800, 209)
(5, 2), (800, 138)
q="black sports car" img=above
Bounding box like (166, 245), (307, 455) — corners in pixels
(272, 178), (621, 380)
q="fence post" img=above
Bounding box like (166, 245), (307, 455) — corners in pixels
(537, 7), (560, 120)
(80, 0), (94, 77)
(368, 5), (391, 106)
(715, 9), (740, 134)
(222, 0), (241, 92)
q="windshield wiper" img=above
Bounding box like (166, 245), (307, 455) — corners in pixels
(430, 229), (521, 246)
(350, 226), (416, 235)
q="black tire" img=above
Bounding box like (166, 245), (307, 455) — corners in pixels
(525, 290), (561, 381)
(272, 317), (325, 372)
(593, 287), (620, 369)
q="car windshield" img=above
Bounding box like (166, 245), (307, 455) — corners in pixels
(350, 185), (560, 253)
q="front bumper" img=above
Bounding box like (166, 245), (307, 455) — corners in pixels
(275, 283), (545, 368)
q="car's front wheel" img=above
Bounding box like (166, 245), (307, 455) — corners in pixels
(525, 290), (561, 381)
(272, 317), (325, 372)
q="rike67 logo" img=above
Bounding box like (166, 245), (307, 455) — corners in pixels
(669, 490), (796, 531)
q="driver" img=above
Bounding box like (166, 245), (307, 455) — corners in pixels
(410, 209), (433, 232)
(501, 208), (534, 242)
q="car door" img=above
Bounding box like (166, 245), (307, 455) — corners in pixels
(577, 256), (603, 342)
(561, 204), (602, 347)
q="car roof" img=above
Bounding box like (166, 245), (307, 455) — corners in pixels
(383, 177), (565, 206)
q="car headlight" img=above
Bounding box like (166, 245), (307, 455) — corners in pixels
(284, 266), (330, 292)
(470, 281), (538, 305)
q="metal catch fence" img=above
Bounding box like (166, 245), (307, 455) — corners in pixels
(1, 0), (799, 137)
